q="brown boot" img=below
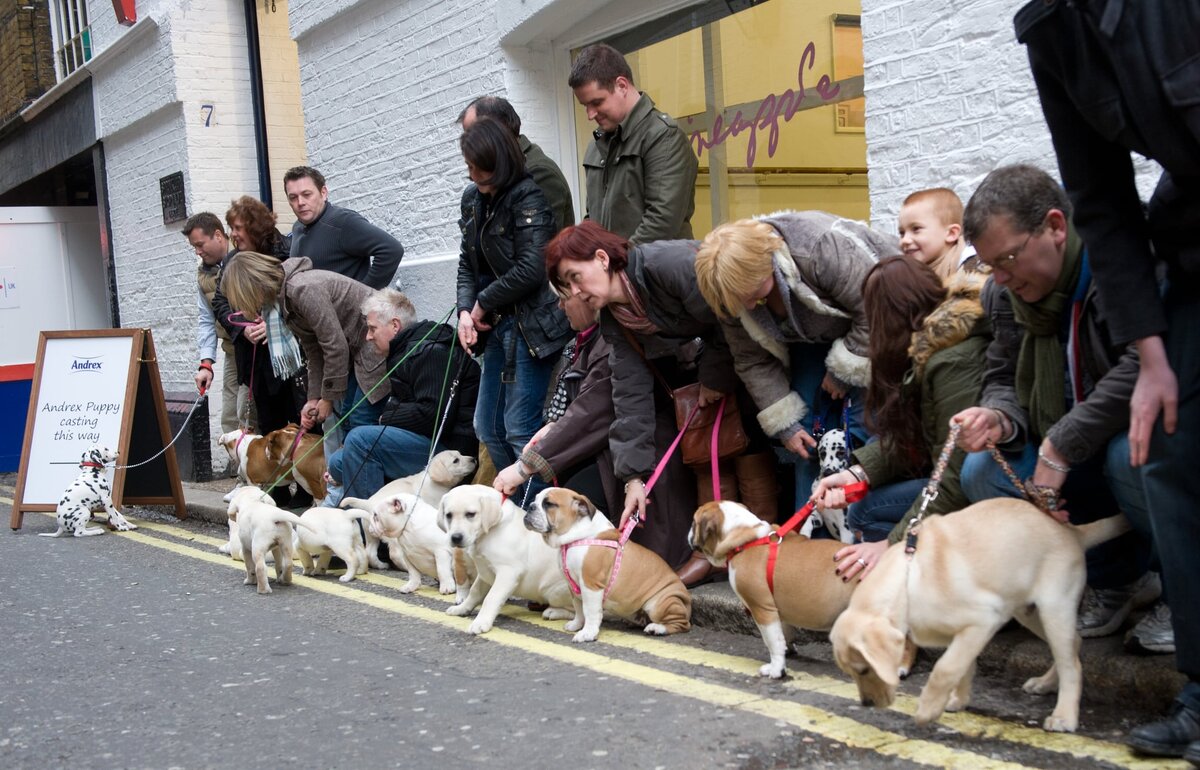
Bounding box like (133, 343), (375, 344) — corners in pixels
(735, 452), (780, 523)
(695, 460), (739, 505)
(675, 551), (726, 588)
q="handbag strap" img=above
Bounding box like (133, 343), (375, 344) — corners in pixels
(619, 326), (675, 398)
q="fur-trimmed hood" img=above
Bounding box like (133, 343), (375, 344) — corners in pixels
(908, 270), (988, 379)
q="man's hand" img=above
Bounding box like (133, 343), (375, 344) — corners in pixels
(783, 428), (817, 460)
(1130, 335), (1178, 466)
(300, 398), (333, 430)
(820, 371), (847, 400)
(245, 319), (267, 345)
(457, 310), (477, 352)
(620, 478), (647, 529)
(1032, 437), (1069, 489)
(810, 469), (861, 509)
(195, 366), (214, 394)
(952, 407), (1003, 452)
(470, 301), (492, 331)
(697, 384), (724, 408)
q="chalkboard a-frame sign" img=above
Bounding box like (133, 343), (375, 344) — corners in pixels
(11, 328), (187, 530)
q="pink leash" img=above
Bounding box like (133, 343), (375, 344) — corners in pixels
(560, 401), (705, 600)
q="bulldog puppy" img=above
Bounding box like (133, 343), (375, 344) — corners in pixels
(293, 506), (371, 582)
(226, 486), (313, 594)
(341, 450), (478, 570)
(830, 499), (1131, 733)
(438, 485), (573, 635)
(264, 424), (327, 501)
(524, 488), (691, 643)
(688, 500), (858, 679)
(219, 428), (270, 485)
(369, 492), (457, 594)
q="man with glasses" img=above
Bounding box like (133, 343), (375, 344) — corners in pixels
(950, 164), (1161, 649)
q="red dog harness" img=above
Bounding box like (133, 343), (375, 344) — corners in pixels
(726, 481), (869, 594)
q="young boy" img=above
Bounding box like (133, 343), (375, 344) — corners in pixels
(897, 188), (975, 280)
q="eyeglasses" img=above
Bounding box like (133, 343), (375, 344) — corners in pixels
(982, 231), (1034, 272)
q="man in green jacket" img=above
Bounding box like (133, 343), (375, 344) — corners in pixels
(569, 43), (698, 244)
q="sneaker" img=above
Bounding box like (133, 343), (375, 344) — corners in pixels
(1078, 572), (1161, 638)
(1125, 602), (1176, 654)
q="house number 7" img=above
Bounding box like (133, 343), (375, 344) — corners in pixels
(200, 104), (215, 127)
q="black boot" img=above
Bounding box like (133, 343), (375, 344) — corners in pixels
(1185, 740), (1200, 766)
(290, 487), (314, 510)
(1128, 702), (1200, 757)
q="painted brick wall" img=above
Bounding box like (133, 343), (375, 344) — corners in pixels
(860, 0), (1161, 233)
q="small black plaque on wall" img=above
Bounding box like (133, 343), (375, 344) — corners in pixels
(159, 172), (187, 225)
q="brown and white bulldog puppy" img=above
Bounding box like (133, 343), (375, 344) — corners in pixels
(524, 488), (692, 643)
(264, 423), (327, 501)
(219, 428), (270, 486)
(688, 500), (858, 679)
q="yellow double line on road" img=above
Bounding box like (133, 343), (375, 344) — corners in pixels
(6, 500), (1183, 770)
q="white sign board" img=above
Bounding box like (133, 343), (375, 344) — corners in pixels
(19, 335), (134, 505)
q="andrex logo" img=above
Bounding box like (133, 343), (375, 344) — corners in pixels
(70, 356), (103, 372)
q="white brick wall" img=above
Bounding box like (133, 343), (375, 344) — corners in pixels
(861, 0), (1160, 233)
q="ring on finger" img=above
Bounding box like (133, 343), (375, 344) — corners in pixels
(856, 557), (867, 567)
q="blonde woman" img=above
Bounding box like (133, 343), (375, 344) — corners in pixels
(694, 212), (897, 507)
(221, 251), (387, 435)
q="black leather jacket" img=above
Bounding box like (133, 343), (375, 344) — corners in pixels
(456, 175), (571, 359)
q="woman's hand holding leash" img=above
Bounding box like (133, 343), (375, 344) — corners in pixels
(457, 311), (477, 351)
(493, 462), (528, 496)
(952, 407), (1005, 452)
(301, 398), (332, 430)
(810, 469), (861, 509)
(620, 478), (647, 529)
(245, 319), (267, 345)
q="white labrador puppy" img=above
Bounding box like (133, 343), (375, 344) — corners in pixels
(369, 492), (456, 594)
(340, 450), (478, 569)
(294, 507), (372, 582)
(226, 487), (313, 595)
(438, 485), (573, 635)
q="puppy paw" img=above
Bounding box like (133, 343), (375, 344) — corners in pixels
(256, 586), (273, 595)
(643, 623), (668, 636)
(400, 580), (421, 594)
(572, 628), (599, 643)
(946, 693), (970, 712)
(563, 617), (585, 632)
(1022, 675), (1057, 695)
(467, 618), (493, 635)
(758, 663), (786, 679)
(338, 573), (355, 583)
(438, 582), (456, 595)
(1043, 714), (1077, 733)
(218, 543), (232, 555)
(115, 521), (138, 531)
(542, 607), (574, 621)
(243, 577), (255, 586)
(913, 703), (943, 727)
(446, 603), (472, 617)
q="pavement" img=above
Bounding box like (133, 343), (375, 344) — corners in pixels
(179, 478), (1185, 712)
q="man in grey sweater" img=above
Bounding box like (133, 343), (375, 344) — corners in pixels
(284, 165), (404, 289)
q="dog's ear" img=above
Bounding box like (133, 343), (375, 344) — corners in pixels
(571, 494), (596, 520)
(478, 492), (503, 534)
(691, 507), (721, 556)
(265, 431), (291, 463)
(857, 618), (904, 688)
(436, 498), (450, 533)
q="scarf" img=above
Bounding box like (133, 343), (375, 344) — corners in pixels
(542, 324), (599, 423)
(608, 270), (661, 335)
(263, 302), (303, 380)
(1011, 223), (1084, 439)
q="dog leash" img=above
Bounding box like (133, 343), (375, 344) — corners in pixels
(558, 402), (701, 600)
(726, 481), (869, 594)
(110, 391), (209, 471)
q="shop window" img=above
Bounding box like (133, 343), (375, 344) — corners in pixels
(48, 0), (92, 81)
(572, 0), (869, 234)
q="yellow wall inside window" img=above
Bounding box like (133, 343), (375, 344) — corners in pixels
(572, 0), (868, 237)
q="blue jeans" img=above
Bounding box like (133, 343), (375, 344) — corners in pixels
(848, 477), (929, 543)
(1141, 281), (1200, 684)
(788, 342), (870, 507)
(474, 316), (557, 500)
(326, 425), (434, 503)
(960, 434), (1151, 590)
(321, 375), (386, 466)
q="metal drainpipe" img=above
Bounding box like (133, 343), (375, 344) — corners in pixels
(242, 0), (272, 207)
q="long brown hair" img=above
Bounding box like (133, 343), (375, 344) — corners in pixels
(226, 196), (279, 253)
(863, 255), (947, 472)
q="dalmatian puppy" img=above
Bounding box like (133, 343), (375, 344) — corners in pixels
(39, 446), (138, 537)
(804, 429), (854, 543)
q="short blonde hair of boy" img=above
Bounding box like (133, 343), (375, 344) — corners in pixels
(695, 219), (782, 319)
(902, 188), (964, 228)
(361, 288), (416, 329)
(220, 251), (284, 320)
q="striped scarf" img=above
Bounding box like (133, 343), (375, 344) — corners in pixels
(608, 270), (660, 334)
(263, 303), (302, 379)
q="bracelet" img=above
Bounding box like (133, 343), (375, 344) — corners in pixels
(848, 464), (870, 485)
(624, 478), (645, 494)
(197, 362), (213, 372)
(1037, 447), (1070, 474)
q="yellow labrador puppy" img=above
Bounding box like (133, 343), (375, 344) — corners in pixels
(830, 498), (1130, 733)
(294, 507), (372, 582)
(689, 500), (858, 678)
(369, 492), (457, 594)
(525, 488), (691, 643)
(438, 485), (573, 635)
(226, 487), (314, 595)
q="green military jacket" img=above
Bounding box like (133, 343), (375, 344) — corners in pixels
(520, 135), (575, 234)
(582, 92), (698, 244)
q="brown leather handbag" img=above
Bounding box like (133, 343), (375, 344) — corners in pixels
(621, 329), (748, 467)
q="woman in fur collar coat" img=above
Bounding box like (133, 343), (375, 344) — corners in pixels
(694, 211), (898, 504)
(812, 257), (990, 581)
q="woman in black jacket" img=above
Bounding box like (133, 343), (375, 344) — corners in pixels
(455, 118), (570, 485)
